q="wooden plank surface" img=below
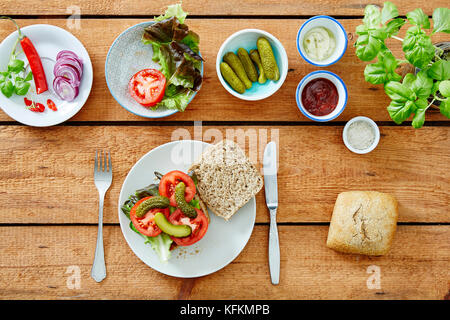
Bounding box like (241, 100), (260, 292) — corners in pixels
(0, 225), (448, 299)
(0, 125), (448, 224)
(0, 18), (448, 123)
(0, 0), (446, 16)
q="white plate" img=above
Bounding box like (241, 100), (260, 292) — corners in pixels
(0, 24), (93, 126)
(118, 140), (256, 278)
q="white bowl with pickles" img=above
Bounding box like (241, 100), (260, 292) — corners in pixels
(216, 29), (288, 101)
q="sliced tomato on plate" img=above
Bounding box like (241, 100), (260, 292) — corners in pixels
(159, 170), (196, 207)
(130, 196), (170, 237)
(168, 208), (209, 246)
(128, 68), (166, 107)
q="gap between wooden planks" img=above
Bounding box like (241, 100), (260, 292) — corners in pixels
(0, 0), (446, 16)
(0, 125), (448, 224)
(0, 18), (448, 122)
(0, 225), (448, 299)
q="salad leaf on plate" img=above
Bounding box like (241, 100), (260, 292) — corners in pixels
(154, 3), (188, 24)
(144, 233), (173, 263)
(129, 221), (173, 263)
(141, 3), (203, 112)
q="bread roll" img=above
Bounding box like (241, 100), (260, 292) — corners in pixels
(326, 191), (398, 256)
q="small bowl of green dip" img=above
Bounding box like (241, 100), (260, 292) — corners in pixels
(297, 15), (347, 67)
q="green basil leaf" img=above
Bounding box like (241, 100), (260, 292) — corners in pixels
(403, 28), (435, 69)
(0, 72), (8, 84)
(378, 50), (397, 72)
(412, 98), (428, 128)
(363, 5), (382, 28)
(24, 71), (33, 82)
(384, 81), (416, 102)
(384, 18), (405, 37)
(355, 33), (384, 61)
(427, 60), (450, 81)
(439, 80), (450, 97)
(364, 50), (400, 84)
(14, 80), (30, 96)
(7, 59), (25, 73)
(0, 80), (14, 98)
(381, 1), (399, 24)
(432, 8), (450, 34)
(431, 80), (440, 95)
(364, 62), (388, 84)
(439, 98), (450, 118)
(411, 70), (433, 99)
(355, 24), (368, 35)
(402, 73), (416, 89)
(406, 8), (430, 29)
(387, 100), (414, 124)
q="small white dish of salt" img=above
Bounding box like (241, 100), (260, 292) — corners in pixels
(343, 116), (380, 154)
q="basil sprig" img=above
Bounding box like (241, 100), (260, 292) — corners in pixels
(0, 37), (33, 98)
(354, 2), (450, 128)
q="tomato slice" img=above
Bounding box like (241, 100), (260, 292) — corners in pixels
(130, 196), (170, 237)
(159, 170), (196, 207)
(128, 68), (166, 107)
(168, 208), (209, 246)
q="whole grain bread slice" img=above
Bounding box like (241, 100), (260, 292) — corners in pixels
(189, 140), (263, 220)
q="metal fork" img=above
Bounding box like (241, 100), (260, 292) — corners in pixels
(91, 150), (112, 282)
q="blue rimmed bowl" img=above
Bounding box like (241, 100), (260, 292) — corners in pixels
(296, 15), (347, 67)
(105, 21), (203, 119)
(216, 29), (288, 101)
(296, 70), (347, 122)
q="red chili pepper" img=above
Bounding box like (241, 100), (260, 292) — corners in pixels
(2, 17), (48, 94)
(24, 97), (33, 106)
(27, 100), (45, 113)
(35, 102), (45, 112)
(47, 99), (57, 111)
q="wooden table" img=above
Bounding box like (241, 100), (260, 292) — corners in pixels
(0, 0), (448, 300)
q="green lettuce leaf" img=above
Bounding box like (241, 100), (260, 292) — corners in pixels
(154, 3), (188, 24)
(144, 233), (173, 263)
(129, 222), (173, 263)
(189, 198), (201, 209)
(154, 87), (195, 112)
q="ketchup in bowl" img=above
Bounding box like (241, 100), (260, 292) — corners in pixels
(301, 78), (338, 116)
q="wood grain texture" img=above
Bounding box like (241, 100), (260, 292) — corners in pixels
(0, 225), (448, 299)
(0, 18), (448, 122)
(0, 125), (448, 224)
(0, 0), (446, 16)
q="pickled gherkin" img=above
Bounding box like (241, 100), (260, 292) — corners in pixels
(223, 52), (252, 89)
(256, 37), (280, 81)
(220, 62), (246, 94)
(249, 49), (267, 84)
(237, 48), (258, 83)
(175, 182), (197, 218)
(135, 195), (170, 218)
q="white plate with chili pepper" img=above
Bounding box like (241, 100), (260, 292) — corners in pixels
(0, 22), (93, 127)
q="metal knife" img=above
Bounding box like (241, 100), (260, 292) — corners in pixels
(263, 141), (279, 285)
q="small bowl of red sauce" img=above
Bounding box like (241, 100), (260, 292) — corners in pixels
(296, 70), (347, 122)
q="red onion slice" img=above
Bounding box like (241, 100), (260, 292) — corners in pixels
(53, 76), (79, 101)
(54, 57), (83, 77)
(56, 50), (83, 65)
(54, 64), (81, 87)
